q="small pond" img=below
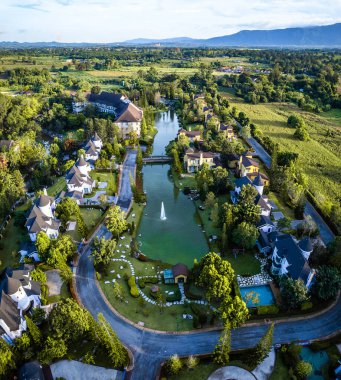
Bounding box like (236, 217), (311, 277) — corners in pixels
(137, 111), (208, 267)
(240, 284), (275, 307)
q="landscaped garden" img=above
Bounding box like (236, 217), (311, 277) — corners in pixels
(90, 170), (117, 196)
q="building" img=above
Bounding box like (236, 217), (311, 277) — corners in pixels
(163, 264), (189, 284)
(238, 151), (259, 177)
(25, 189), (60, 242)
(65, 156), (95, 196)
(219, 124), (235, 141)
(271, 234), (315, 288)
(72, 92), (143, 140)
(177, 129), (203, 143)
(84, 132), (103, 162)
(0, 267), (41, 342)
(183, 150), (216, 173)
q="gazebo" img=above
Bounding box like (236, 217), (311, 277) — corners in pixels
(163, 263), (189, 284)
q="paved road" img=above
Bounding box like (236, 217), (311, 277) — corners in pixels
(75, 146), (340, 379)
(76, 246), (341, 379)
(116, 150), (137, 212)
(245, 136), (335, 245)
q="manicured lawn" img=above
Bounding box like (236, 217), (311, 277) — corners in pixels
(221, 91), (341, 222)
(89, 171), (117, 195)
(224, 250), (261, 276)
(0, 202), (31, 270)
(80, 208), (104, 230)
(47, 177), (66, 197)
(171, 168), (197, 190)
(268, 191), (295, 220)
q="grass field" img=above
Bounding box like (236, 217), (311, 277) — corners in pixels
(0, 202), (31, 270)
(269, 352), (290, 380)
(47, 177), (66, 197)
(222, 91), (341, 216)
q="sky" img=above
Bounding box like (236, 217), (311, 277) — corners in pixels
(1, 0), (341, 42)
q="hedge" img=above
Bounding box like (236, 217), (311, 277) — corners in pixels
(257, 305), (279, 315)
(144, 277), (158, 284)
(128, 276), (136, 287)
(138, 279), (145, 288)
(130, 285), (139, 298)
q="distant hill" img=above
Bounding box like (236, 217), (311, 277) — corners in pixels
(0, 23), (340, 48)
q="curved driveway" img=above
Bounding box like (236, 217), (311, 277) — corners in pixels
(76, 149), (340, 379)
(76, 246), (341, 380)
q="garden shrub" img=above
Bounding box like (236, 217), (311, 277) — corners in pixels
(130, 285), (139, 298)
(138, 279), (145, 288)
(300, 301), (313, 311)
(257, 305), (279, 315)
(128, 276), (136, 287)
(95, 271), (101, 280)
(190, 303), (208, 326)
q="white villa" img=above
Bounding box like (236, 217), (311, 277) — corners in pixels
(271, 234), (315, 288)
(232, 173), (272, 216)
(84, 132), (103, 162)
(72, 92), (143, 140)
(25, 189), (60, 242)
(65, 156), (95, 196)
(0, 267), (41, 343)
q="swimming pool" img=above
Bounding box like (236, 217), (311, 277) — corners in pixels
(240, 284), (275, 307)
(300, 347), (329, 380)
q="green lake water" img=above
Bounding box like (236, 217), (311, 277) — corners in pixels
(137, 111), (208, 267)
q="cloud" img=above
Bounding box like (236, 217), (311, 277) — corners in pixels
(13, 2), (48, 12)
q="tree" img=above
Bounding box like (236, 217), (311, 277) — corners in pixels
(312, 265), (341, 301)
(128, 131), (139, 147)
(294, 125), (310, 141)
(166, 354), (182, 375)
(218, 295), (249, 328)
(210, 203), (219, 226)
(287, 114), (304, 129)
(113, 281), (123, 302)
(91, 237), (117, 268)
(25, 315), (42, 344)
(0, 340), (15, 376)
(30, 268), (47, 284)
(49, 298), (91, 343)
(136, 147), (143, 172)
(204, 191), (216, 209)
(295, 361), (313, 379)
(105, 206), (127, 237)
(214, 326), (231, 365)
(186, 355), (199, 369)
(36, 231), (51, 260)
(93, 313), (128, 368)
(38, 337), (67, 365)
(232, 222), (259, 249)
(277, 217), (291, 231)
(281, 278), (309, 310)
(246, 323), (274, 367)
(172, 148), (182, 174)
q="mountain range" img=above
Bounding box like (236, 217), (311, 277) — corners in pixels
(0, 23), (340, 48)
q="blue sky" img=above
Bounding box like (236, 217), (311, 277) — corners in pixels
(1, 0), (341, 42)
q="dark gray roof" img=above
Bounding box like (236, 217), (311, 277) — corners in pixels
(257, 215), (274, 228)
(235, 176), (252, 188)
(255, 194), (271, 211)
(6, 276), (22, 295)
(88, 91), (124, 106)
(93, 132), (101, 141)
(298, 237), (313, 252)
(76, 156), (87, 167)
(253, 173), (264, 186)
(0, 291), (21, 331)
(275, 234), (312, 283)
(37, 195), (52, 208)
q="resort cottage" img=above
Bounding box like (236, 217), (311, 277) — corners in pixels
(183, 150), (216, 173)
(177, 129), (203, 143)
(271, 234), (315, 288)
(65, 156), (95, 198)
(25, 189), (60, 242)
(0, 266), (41, 342)
(164, 264), (189, 284)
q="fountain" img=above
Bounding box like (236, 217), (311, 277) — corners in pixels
(160, 202), (167, 220)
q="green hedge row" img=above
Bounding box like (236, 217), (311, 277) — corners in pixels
(127, 276), (139, 298)
(257, 305), (279, 315)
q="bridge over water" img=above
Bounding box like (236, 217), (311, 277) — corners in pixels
(142, 155), (172, 163)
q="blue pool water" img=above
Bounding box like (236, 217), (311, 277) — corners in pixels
(300, 347), (329, 380)
(240, 284), (275, 307)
